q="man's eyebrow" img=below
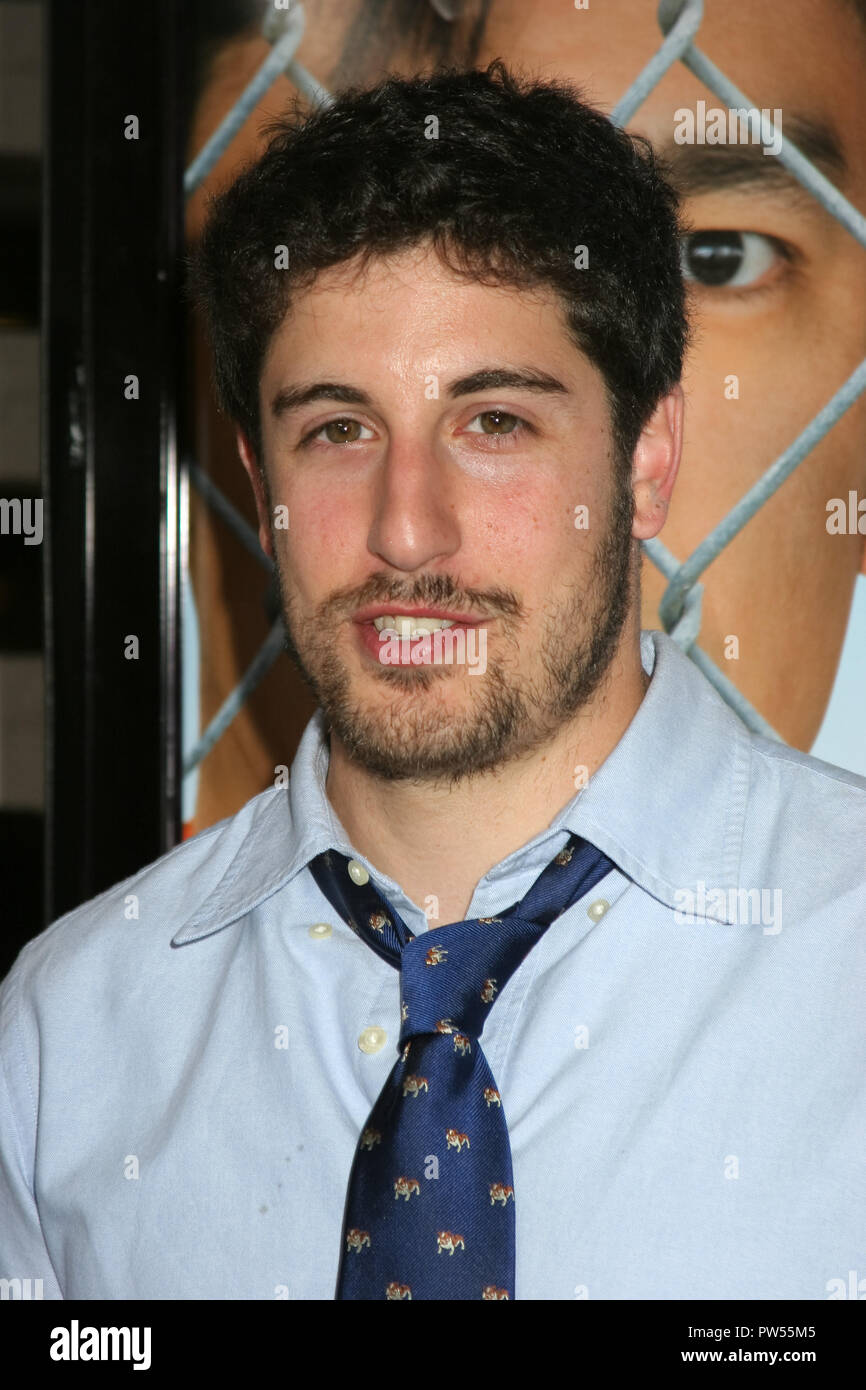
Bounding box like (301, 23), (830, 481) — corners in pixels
(270, 381), (372, 419)
(270, 367), (570, 420)
(656, 113), (848, 201)
(444, 366), (570, 398)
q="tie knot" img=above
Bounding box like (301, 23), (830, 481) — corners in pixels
(398, 915), (549, 1047)
(307, 836), (618, 1053)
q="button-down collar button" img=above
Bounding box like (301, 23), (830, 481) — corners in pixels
(358, 1026), (386, 1054)
(348, 859), (369, 886)
(587, 898), (610, 922)
(308, 922), (333, 939)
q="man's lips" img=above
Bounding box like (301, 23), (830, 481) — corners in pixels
(351, 606), (491, 666)
(352, 604), (488, 626)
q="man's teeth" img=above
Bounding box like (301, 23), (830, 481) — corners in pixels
(371, 615), (457, 636)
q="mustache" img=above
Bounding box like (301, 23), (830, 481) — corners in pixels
(317, 573), (523, 623)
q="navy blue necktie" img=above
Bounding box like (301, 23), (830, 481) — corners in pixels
(308, 833), (615, 1301)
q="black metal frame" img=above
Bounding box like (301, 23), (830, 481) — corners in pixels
(43, 0), (190, 922)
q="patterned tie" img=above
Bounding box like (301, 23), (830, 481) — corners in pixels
(308, 833), (616, 1301)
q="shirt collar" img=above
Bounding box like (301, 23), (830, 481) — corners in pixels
(172, 630), (751, 945)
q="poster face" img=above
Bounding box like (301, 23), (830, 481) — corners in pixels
(184, 0), (866, 832)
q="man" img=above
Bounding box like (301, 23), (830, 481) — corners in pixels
(2, 63), (864, 1300)
(185, 0), (866, 835)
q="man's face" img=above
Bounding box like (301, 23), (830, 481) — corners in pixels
(246, 243), (658, 784)
(473, 0), (866, 748)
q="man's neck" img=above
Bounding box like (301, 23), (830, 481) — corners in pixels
(323, 634), (650, 925)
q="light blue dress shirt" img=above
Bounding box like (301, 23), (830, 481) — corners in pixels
(2, 631), (865, 1300)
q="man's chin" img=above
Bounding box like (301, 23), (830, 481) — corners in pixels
(324, 729), (461, 784)
(316, 660), (529, 783)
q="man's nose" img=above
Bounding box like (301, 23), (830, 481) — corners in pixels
(365, 436), (463, 573)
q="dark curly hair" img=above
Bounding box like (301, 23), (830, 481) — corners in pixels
(188, 59), (688, 473)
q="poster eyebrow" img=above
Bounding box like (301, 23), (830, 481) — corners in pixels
(657, 112), (848, 199)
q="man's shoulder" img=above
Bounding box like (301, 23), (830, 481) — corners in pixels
(744, 731), (866, 879)
(748, 728), (866, 806)
(1, 784), (289, 1007)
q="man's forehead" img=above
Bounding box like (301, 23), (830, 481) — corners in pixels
(270, 246), (570, 349)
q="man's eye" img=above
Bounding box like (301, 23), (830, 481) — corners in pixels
(308, 418), (374, 445)
(463, 409), (524, 435)
(303, 410), (530, 447)
(680, 230), (781, 288)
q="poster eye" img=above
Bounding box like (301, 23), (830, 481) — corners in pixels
(681, 230), (779, 288)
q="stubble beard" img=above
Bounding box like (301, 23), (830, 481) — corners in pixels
(275, 461), (637, 787)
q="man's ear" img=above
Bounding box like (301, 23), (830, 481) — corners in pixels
(236, 427), (275, 560)
(630, 384), (684, 542)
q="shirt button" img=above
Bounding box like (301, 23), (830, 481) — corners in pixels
(587, 898), (610, 922)
(347, 859), (370, 886)
(358, 1027), (387, 1054)
(308, 922), (333, 939)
